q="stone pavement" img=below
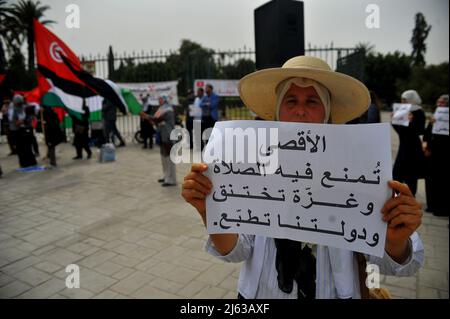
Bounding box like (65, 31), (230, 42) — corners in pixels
(0, 116), (448, 299)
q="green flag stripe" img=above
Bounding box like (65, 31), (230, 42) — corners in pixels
(121, 88), (142, 115)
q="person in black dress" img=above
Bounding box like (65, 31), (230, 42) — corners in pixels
(392, 90), (426, 196)
(422, 94), (449, 216)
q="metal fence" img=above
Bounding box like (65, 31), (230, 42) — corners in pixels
(82, 43), (357, 80)
(68, 44), (360, 144)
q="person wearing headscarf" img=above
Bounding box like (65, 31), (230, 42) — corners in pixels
(422, 94), (449, 216)
(392, 90), (426, 196)
(2, 96), (18, 155)
(41, 104), (64, 168)
(11, 95), (37, 168)
(146, 95), (177, 186)
(182, 56), (424, 299)
(72, 99), (92, 160)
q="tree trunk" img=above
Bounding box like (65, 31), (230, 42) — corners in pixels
(0, 39), (6, 72)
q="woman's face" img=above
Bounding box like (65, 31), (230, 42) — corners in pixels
(437, 97), (448, 107)
(278, 84), (325, 123)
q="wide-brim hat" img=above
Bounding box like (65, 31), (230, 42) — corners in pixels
(238, 56), (370, 124)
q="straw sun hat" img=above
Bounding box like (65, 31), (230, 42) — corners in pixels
(238, 55), (370, 124)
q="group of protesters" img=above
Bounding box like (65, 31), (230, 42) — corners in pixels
(1, 95), (42, 169)
(0, 93), (130, 171)
(136, 84), (220, 187)
(183, 84), (220, 151)
(391, 90), (448, 217)
(341, 87), (448, 217)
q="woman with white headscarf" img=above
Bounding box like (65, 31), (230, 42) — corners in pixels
(146, 95), (177, 187)
(392, 90), (426, 196)
(12, 95), (38, 168)
(423, 94), (449, 216)
(182, 56), (424, 299)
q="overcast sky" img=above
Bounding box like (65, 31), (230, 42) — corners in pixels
(31, 0), (449, 64)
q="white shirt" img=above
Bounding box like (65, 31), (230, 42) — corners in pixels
(206, 232), (424, 299)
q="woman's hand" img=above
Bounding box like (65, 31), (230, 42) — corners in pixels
(181, 163), (238, 255)
(181, 163), (212, 223)
(381, 181), (423, 263)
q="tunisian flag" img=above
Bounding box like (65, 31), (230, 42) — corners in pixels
(34, 19), (127, 117)
(34, 19), (101, 117)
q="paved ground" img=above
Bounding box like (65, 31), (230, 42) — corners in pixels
(0, 114), (448, 299)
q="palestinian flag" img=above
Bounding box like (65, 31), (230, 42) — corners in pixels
(60, 54), (129, 115)
(120, 87), (142, 115)
(34, 19), (129, 119)
(41, 87), (142, 128)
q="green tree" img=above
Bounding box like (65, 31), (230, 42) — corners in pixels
(0, 0), (37, 92)
(355, 42), (375, 56)
(410, 13), (431, 67)
(108, 40), (255, 99)
(0, 0), (10, 72)
(9, 0), (54, 71)
(398, 63), (449, 108)
(0, 0), (22, 71)
(363, 51), (412, 106)
(220, 59), (256, 79)
(4, 49), (36, 90)
(166, 39), (217, 94)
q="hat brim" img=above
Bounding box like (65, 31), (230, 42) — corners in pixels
(238, 67), (370, 124)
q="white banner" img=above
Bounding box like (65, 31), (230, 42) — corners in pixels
(118, 81), (179, 106)
(204, 121), (392, 257)
(194, 79), (239, 97)
(432, 107), (449, 136)
(392, 103), (413, 127)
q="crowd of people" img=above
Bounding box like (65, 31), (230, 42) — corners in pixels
(0, 79), (447, 215)
(392, 91), (449, 217)
(0, 84), (222, 186)
(0, 94), (124, 170)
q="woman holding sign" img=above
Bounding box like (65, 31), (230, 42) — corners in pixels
(392, 90), (426, 196)
(423, 94), (449, 216)
(182, 56), (424, 299)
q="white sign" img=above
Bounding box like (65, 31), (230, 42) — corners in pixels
(194, 79), (239, 97)
(204, 121), (392, 257)
(432, 107), (449, 136)
(118, 81), (179, 106)
(392, 103), (413, 127)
